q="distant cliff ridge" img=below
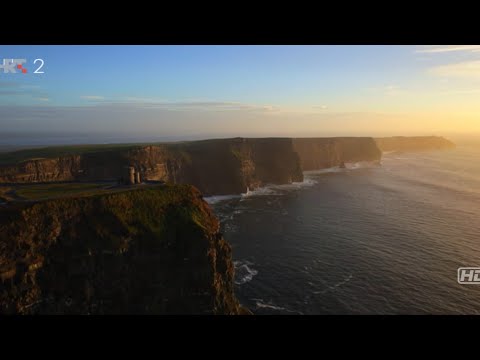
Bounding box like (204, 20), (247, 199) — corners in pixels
(0, 137), (455, 194)
(374, 136), (456, 152)
(293, 137), (382, 171)
(0, 185), (246, 314)
(0, 138), (304, 195)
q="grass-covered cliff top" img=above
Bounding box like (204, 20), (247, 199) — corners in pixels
(0, 184), (221, 246)
(0, 183), (244, 314)
(0, 137), (342, 165)
(1, 182), (113, 201)
(0, 138), (234, 165)
(0, 143), (155, 165)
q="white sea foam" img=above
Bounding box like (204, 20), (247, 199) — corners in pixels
(347, 161), (381, 169)
(252, 298), (303, 314)
(234, 260), (258, 285)
(241, 186), (279, 198)
(304, 166), (342, 175)
(240, 178), (319, 200)
(270, 178), (319, 190)
(208, 163), (375, 205)
(204, 194), (241, 204)
(304, 161), (380, 174)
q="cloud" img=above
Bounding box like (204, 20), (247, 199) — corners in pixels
(429, 60), (480, 77)
(0, 82), (49, 100)
(365, 85), (405, 96)
(0, 90), (27, 96)
(80, 95), (105, 100)
(312, 105), (328, 110)
(0, 82), (21, 88)
(35, 97), (50, 101)
(0, 103), (414, 138)
(90, 98), (279, 113)
(416, 45), (480, 54)
(437, 89), (480, 95)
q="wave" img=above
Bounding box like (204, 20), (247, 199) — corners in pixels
(313, 274), (353, 295)
(234, 260), (258, 285)
(347, 161), (381, 169)
(208, 162), (378, 204)
(241, 186), (279, 198)
(252, 298), (304, 314)
(241, 178), (319, 200)
(305, 161), (380, 175)
(304, 166), (343, 175)
(204, 194), (241, 205)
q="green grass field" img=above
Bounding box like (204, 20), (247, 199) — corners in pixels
(0, 138), (240, 165)
(0, 143), (164, 165)
(14, 183), (113, 201)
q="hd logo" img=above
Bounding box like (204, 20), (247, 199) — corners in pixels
(458, 268), (480, 284)
(0, 59), (28, 73)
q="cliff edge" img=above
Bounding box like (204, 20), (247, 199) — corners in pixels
(0, 185), (246, 314)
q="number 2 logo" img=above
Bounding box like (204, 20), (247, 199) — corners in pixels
(34, 59), (44, 74)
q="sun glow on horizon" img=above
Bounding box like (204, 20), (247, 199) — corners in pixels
(1, 45), (480, 138)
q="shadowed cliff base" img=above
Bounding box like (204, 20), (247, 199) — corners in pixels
(0, 184), (249, 315)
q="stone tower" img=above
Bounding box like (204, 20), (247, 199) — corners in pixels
(128, 166), (135, 185)
(122, 166), (135, 185)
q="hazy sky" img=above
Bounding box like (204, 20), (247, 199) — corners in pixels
(1, 45), (480, 139)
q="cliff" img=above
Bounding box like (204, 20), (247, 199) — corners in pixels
(293, 137), (382, 171)
(0, 138), (304, 195)
(0, 185), (246, 314)
(374, 136), (456, 152)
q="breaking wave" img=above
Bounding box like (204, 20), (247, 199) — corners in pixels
(204, 194), (241, 205)
(234, 260), (258, 285)
(252, 299), (304, 314)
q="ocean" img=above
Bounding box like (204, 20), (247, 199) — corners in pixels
(207, 146), (480, 314)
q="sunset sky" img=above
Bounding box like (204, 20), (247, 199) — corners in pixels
(1, 45), (479, 138)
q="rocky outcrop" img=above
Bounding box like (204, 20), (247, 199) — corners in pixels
(374, 136), (456, 152)
(293, 137), (382, 171)
(0, 185), (246, 314)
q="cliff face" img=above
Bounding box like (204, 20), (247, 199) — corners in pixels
(0, 138), (304, 196)
(170, 138), (304, 195)
(0, 185), (244, 314)
(0, 156), (82, 183)
(293, 137), (382, 171)
(374, 136), (456, 152)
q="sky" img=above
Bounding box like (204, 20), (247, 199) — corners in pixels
(1, 45), (480, 143)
